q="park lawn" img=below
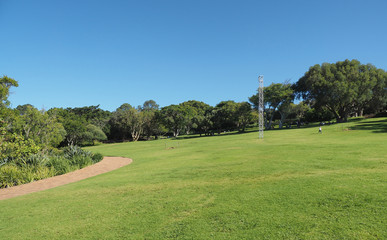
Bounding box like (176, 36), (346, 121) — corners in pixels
(0, 118), (386, 239)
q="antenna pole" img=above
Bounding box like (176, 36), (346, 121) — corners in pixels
(258, 75), (264, 139)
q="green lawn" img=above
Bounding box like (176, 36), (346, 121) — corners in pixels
(1, 118), (386, 239)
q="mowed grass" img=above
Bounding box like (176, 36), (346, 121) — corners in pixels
(0, 118), (386, 239)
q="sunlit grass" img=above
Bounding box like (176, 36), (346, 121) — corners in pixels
(0, 118), (386, 239)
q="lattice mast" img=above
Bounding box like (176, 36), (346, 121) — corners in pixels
(258, 75), (264, 139)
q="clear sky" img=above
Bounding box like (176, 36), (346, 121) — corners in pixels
(1, 0), (386, 111)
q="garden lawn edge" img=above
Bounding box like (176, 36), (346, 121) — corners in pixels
(0, 157), (132, 200)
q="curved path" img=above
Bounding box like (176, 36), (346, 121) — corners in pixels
(0, 157), (132, 200)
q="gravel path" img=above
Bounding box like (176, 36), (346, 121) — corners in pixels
(0, 157), (132, 200)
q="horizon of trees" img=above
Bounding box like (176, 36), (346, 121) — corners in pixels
(1, 59), (386, 146)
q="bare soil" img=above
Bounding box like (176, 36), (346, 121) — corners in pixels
(0, 157), (132, 200)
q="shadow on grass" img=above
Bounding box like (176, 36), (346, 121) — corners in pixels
(349, 119), (387, 133)
(173, 118), (387, 141)
(172, 128), (258, 140)
(172, 123), (324, 141)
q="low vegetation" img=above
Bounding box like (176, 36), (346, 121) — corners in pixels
(0, 145), (103, 188)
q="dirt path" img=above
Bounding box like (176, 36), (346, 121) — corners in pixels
(0, 157), (132, 200)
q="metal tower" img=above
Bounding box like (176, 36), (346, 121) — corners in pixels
(258, 75), (264, 139)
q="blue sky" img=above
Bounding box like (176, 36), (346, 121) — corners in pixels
(1, 0), (386, 111)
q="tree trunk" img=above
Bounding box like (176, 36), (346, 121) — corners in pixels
(266, 113), (274, 130)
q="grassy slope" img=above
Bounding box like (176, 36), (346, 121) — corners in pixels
(0, 118), (386, 239)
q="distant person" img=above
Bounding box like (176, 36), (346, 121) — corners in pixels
(318, 126), (322, 134)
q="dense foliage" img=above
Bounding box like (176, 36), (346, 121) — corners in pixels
(0, 77), (104, 188)
(293, 59), (387, 122)
(0, 145), (103, 188)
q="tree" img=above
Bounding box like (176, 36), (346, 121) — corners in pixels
(358, 65), (387, 114)
(14, 105), (66, 150)
(109, 104), (144, 141)
(294, 59), (387, 122)
(49, 108), (88, 146)
(277, 101), (292, 129)
(291, 102), (310, 127)
(128, 107), (144, 142)
(201, 107), (214, 136)
(212, 101), (239, 133)
(66, 105), (111, 135)
(0, 75), (19, 108)
(160, 104), (192, 137)
(0, 118), (7, 147)
(83, 124), (107, 145)
(179, 100), (213, 135)
(236, 102), (253, 132)
(141, 100), (159, 111)
(0, 107), (18, 132)
(250, 82), (294, 129)
(141, 100), (162, 140)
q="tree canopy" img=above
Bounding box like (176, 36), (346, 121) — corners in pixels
(294, 59), (387, 122)
(0, 75), (19, 108)
(250, 82), (294, 129)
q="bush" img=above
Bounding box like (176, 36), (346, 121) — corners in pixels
(46, 155), (74, 175)
(0, 144), (105, 188)
(92, 153), (104, 163)
(375, 111), (387, 117)
(17, 164), (55, 183)
(0, 134), (40, 162)
(0, 165), (23, 188)
(21, 153), (50, 167)
(0, 164), (55, 188)
(71, 155), (93, 168)
(63, 145), (93, 159)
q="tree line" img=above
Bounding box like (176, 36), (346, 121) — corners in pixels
(2, 59), (387, 148)
(1, 79), (258, 147)
(250, 59), (387, 129)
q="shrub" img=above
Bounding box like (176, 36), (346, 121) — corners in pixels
(375, 111), (387, 117)
(0, 165), (23, 188)
(0, 164), (54, 188)
(46, 155), (74, 175)
(71, 155), (93, 168)
(92, 153), (104, 163)
(63, 145), (93, 159)
(0, 144), (104, 188)
(21, 153), (50, 167)
(30, 165), (55, 181)
(0, 134), (40, 162)
(17, 164), (55, 183)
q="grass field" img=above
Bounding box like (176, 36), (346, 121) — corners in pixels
(0, 118), (386, 239)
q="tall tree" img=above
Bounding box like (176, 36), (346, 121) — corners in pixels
(109, 103), (144, 141)
(141, 100), (161, 140)
(14, 105), (66, 149)
(179, 100), (212, 135)
(212, 101), (239, 133)
(49, 108), (88, 146)
(66, 105), (111, 134)
(83, 124), (107, 145)
(236, 102), (253, 132)
(294, 59), (387, 122)
(291, 102), (310, 127)
(160, 104), (189, 137)
(0, 75), (18, 108)
(277, 102), (292, 129)
(250, 82), (294, 129)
